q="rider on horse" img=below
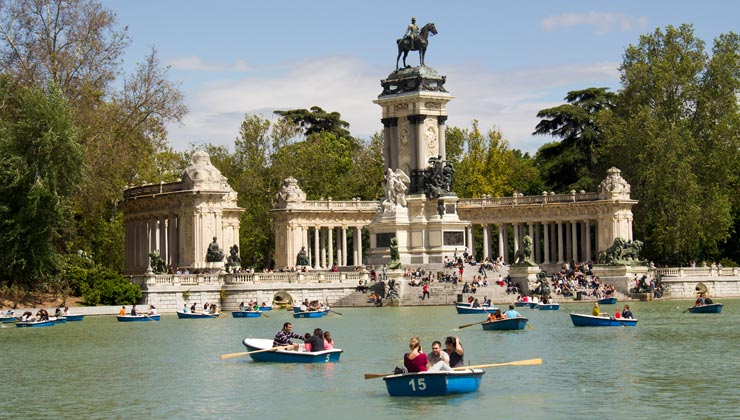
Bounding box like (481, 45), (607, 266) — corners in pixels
(403, 17), (418, 47)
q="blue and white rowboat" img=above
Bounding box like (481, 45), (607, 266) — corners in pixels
(598, 297), (618, 304)
(242, 338), (342, 363)
(0, 315), (17, 323)
(232, 311), (262, 318)
(116, 314), (160, 322)
(455, 304), (497, 315)
(16, 319), (56, 328)
(537, 303), (560, 310)
(382, 369), (485, 397)
(570, 313), (637, 327)
(258, 306), (272, 311)
(64, 314), (84, 321)
(481, 317), (529, 330)
(687, 303), (723, 313)
(177, 311), (219, 319)
(293, 310), (327, 319)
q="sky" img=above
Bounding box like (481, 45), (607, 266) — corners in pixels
(101, 0), (740, 154)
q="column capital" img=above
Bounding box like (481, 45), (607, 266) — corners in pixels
(407, 114), (427, 124)
(437, 115), (448, 124)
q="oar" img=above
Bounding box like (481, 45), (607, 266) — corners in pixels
(458, 319), (488, 329)
(363, 357), (542, 379)
(220, 345), (288, 360)
(329, 309), (343, 316)
(682, 307), (693, 313)
(609, 316), (627, 327)
(526, 322), (535, 330)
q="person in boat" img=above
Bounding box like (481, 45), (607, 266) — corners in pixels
(190, 302), (197, 313)
(260, 302), (268, 308)
(444, 336), (464, 368)
(251, 302), (260, 311)
(239, 302), (245, 311)
(621, 305), (634, 319)
(273, 322), (304, 351)
(209, 304), (217, 314)
(304, 328), (326, 352)
(427, 340), (452, 371)
(404, 337), (428, 373)
(21, 311), (33, 321)
(504, 304), (521, 319)
(36, 309), (49, 321)
(323, 331), (334, 349)
(471, 298), (481, 308)
(131, 305), (139, 316)
(592, 302), (601, 316)
(614, 309), (621, 318)
(704, 296), (713, 304)
(204, 302), (210, 312)
(490, 308), (506, 320)
(119, 306), (126, 316)
(63, 307), (70, 316)
(694, 294), (705, 306)
(54, 307), (63, 318)
(149, 305), (158, 316)
(303, 333), (313, 352)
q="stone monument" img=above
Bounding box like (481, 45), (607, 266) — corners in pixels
(367, 22), (468, 265)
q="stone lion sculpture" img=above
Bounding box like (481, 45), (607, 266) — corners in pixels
(513, 235), (537, 267)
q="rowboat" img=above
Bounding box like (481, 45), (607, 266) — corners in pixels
(527, 302), (539, 309)
(64, 314), (85, 321)
(0, 315), (17, 323)
(293, 306), (329, 313)
(51, 316), (67, 324)
(455, 304), (497, 315)
(481, 317), (529, 330)
(258, 306), (272, 311)
(687, 303), (724, 314)
(177, 311), (219, 319)
(382, 369), (485, 397)
(116, 314), (160, 322)
(537, 303), (560, 310)
(232, 310), (262, 318)
(242, 338), (342, 363)
(570, 313), (637, 327)
(293, 310), (327, 319)
(598, 297), (618, 304)
(514, 301), (529, 307)
(16, 319), (56, 328)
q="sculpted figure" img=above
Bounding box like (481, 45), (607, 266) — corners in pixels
(513, 235), (537, 267)
(205, 237), (225, 262)
(396, 21), (438, 69)
(403, 17), (419, 44)
(382, 168), (410, 213)
(296, 246), (310, 266)
(387, 237), (402, 270)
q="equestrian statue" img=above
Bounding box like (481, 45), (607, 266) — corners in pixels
(396, 18), (438, 70)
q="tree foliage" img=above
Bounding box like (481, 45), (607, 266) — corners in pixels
(274, 106), (350, 138)
(533, 87), (616, 192)
(602, 24), (740, 263)
(0, 79), (83, 287)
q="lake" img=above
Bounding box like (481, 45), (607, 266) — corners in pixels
(1, 299), (738, 419)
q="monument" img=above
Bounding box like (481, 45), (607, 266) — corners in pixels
(366, 21), (468, 266)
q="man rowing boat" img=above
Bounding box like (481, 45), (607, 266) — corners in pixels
(273, 322), (304, 351)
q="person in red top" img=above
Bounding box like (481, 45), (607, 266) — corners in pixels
(422, 283), (430, 300)
(403, 337), (428, 372)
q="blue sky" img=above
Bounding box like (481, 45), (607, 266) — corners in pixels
(101, 0), (739, 153)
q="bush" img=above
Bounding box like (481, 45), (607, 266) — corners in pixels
(81, 266), (141, 305)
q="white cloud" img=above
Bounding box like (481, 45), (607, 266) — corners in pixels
(166, 56), (620, 154)
(541, 12), (648, 34)
(168, 56), (253, 72)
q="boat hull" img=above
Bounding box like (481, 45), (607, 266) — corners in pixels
(258, 306), (272, 311)
(64, 314), (84, 321)
(527, 302), (539, 309)
(177, 311), (219, 319)
(455, 304), (496, 315)
(538, 304), (560, 310)
(0, 316), (17, 323)
(293, 310), (327, 318)
(481, 317), (528, 330)
(383, 370), (484, 397)
(16, 320), (56, 328)
(687, 303), (723, 313)
(598, 297), (618, 304)
(570, 313), (637, 327)
(52, 317), (67, 324)
(232, 311), (262, 318)
(116, 315), (160, 322)
(514, 301), (529, 307)
(242, 338), (342, 363)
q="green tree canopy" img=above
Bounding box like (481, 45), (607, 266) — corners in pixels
(274, 106), (351, 138)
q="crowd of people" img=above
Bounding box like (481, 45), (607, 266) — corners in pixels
(272, 322), (335, 352)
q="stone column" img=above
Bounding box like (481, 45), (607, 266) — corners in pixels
(467, 226), (474, 256)
(503, 225), (510, 263)
(571, 221), (578, 262)
(534, 223), (541, 263)
(542, 222), (550, 264)
(513, 223), (520, 254)
(320, 228), (326, 269)
(498, 224), (505, 260)
(438, 116), (448, 161)
(313, 226), (321, 270)
(585, 221), (592, 262)
(354, 226), (363, 266)
(557, 222), (564, 264)
(482, 224), (490, 261)
(341, 227), (348, 266)
(328, 226), (334, 267)
(159, 217), (168, 264)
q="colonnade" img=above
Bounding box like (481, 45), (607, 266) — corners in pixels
(464, 220), (597, 265)
(299, 225), (364, 269)
(125, 215), (180, 273)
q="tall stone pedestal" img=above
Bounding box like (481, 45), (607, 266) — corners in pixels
(591, 264), (648, 295)
(366, 193), (467, 265)
(508, 265), (542, 295)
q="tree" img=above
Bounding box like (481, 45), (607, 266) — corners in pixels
(0, 80), (83, 287)
(274, 106), (351, 138)
(602, 24), (740, 263)
(533, 87), (616, 192)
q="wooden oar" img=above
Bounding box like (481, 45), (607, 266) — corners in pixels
(682, 307), (693, 313)
(609, 316), (627, 327)
(329, 309), (343, 316)
(458, 319), (488, 329)
(363, 357), (542, 379)
(220, 345), (288, 360)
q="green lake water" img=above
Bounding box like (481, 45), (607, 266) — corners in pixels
(1, 299), (739, 419)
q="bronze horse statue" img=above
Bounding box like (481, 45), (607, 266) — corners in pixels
(396, 23), (437, 69)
